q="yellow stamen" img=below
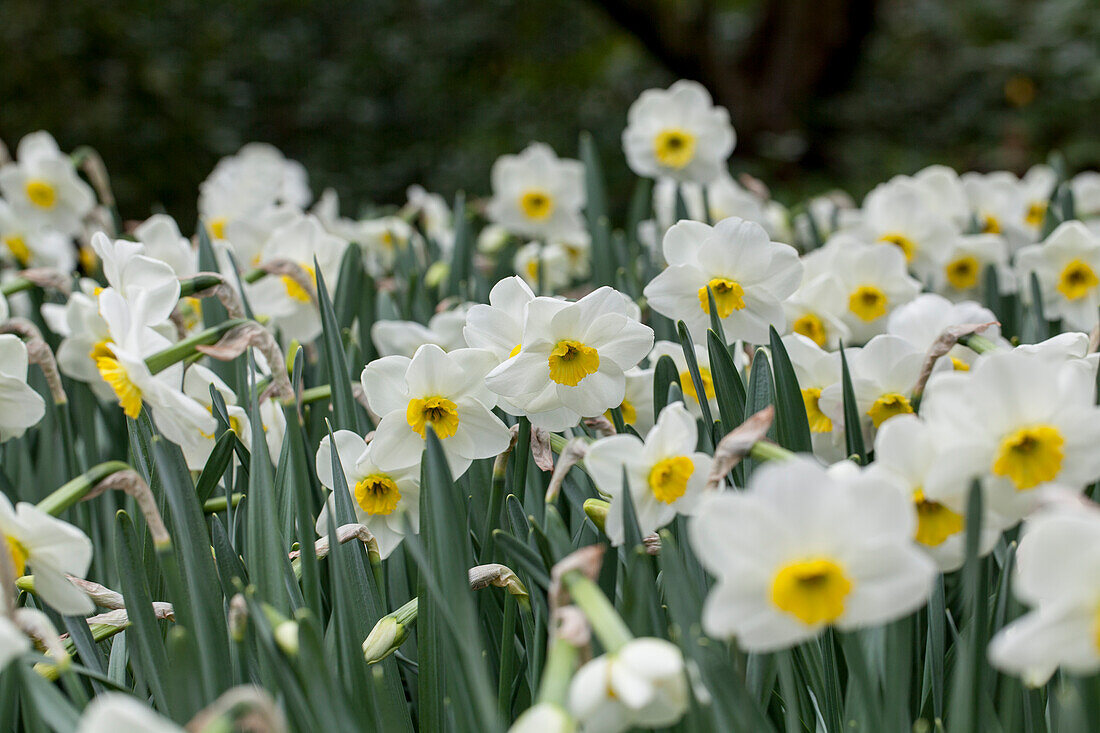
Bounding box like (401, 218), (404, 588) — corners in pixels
(3, 236), (31, 265)
(945, 256), (980, 291)
(405, 396), (460, 439)
(867, 392), (913, 428)
(1025, 201), (1047, 229)
(1057, 259), (1099, 301)
(698, 278), (746, 319)
(282, 263), (316, 303)
(951, 357), (971, 372)
(508, 343), (522, 359)
(548, 340), (599, 386)
(771, 557), (852, 626)
(24, 179), (56, 209)
(913, 489), (964, 547)
(981, 214), (1001, 235)
(679, 367), (715, 404)
(653, 128), (697, 169)
(95, 353), (143, 419)
(354, 474), (402, 516)
(992, 424), (1064, 490)
(848, 285), (888, 322)
(648, 455), (694, 504)
(878, 232), (916, 263)
(525, 258), (539, 282)
(793, 313), (827, 348)
(519, 190), (554, 221)
(208, 217), (228, 240)
(802, 387), (833, 433)
(79, 244), (98, 273)
(4, 535), (27, 577)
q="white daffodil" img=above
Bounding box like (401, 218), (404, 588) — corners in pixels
(0, 334), (46, 442)
(133, 214), (197, 279)
(961, 168), (1054, 251)
(652, 174), (791, 243)
(76, 692), (182, 733)
(622, 80), (734, 184)
(247, 213), (347, 343)
(91, 232), (180, 327)
(1017, 221), (1100, 331)
(988, 504), (1100, 686)
(690, 456), (936, 652)
(585, 402), (711, 545)
(45, 280), (114, 400)
(0, 131), (95, 236)
(486, 143), (585, 241)
(865, 415), (1000, 572)
(934, 233), (1012, 300)
(781, 334), (846, 462)
(643, 218), (801, 344)
(94, 289), (217, 448)
(0, 494), (93, 615)
(463, 276), (536, 365)
(611, 366), (656, 434)
(315, 430), (420, 559)
(179, 365), (272, 470)
(199, 143), (310, 236)
(372, 306), (470, 358)
(406, 184), (455, 254)
(817, 236), (921, 344)
(647, 341), (717, 419)
(485, 287), (653, 431)
(920, 349), (1100, 525)
(911, 164), (971, 231)
(361, 344), (511, 479)
(510, 703), (576, 733)
(0, 199), (75, 271)
(0, 615), (30, 670)
(568, 637), (689, 733)
(356, 216), (423, 277)
(514, 241), (572, 294)
(782, 273), (851, 350)
(1070, 171), (1100, 222)
(840, 176), (955, 283)
(886, 293), (1006, 371)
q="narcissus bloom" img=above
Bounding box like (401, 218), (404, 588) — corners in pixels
(1016, 221), (1100, 331)
(622, 80), (734, 184)
(568, 637), (689, 733)
(0, 335), (46, 442)
(865, 415), (1000, 572)
(463, 276), (536, 365)
(585, 402), (711, 545)
(783, 273), (851, 350)
(315, 430), (420, 559)
(0, 199), (75, 271)
(361, 344), (511, 478)
(643, 218), (801, 344)
(935, 233), (1011, 301)
(781, 334), (846, 462)
(691, 456), (936, 651)
(486, 143), (585, 241)
(76, 692), (182, 733)
(0, 494), (94, 615)
(0, 131), (95, 236)
(647, 341), (717, 419)
(133, 214), (197, 279)
(485, 286), (653, 431)
(611, 366), (656, 434)
(514, 241), (572, 293)
(372, 306), (470, 358)
(886, 294), (1006, 371)
(921, 349), (1100, 524)
(987, 503), (1100, 686)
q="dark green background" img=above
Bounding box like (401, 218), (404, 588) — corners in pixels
(3, 0), (1098, 226)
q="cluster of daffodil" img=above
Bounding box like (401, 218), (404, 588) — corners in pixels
(1, 77), (1100, 732)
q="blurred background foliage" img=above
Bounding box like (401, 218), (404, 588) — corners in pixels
(2, 0), (1098, 225)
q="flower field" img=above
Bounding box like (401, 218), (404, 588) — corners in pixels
(1, 79), (1100, 731)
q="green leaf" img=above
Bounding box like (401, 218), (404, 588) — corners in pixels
(839, 344), (867, 463)
(445, 191), (473, 299)
(316, 260), (365, 433)
(768, 326), (812, 453)
(676, 320), (714, 446)
(948, 481), (988, 732)
(652, 354), (679, 417)
(334, 243), (365, 331)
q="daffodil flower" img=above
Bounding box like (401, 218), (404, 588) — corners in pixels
(486, 143), (585, 241)
(0, 131), (95, 236)
(0, 334), (46, 442)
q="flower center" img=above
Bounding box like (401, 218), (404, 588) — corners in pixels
(848, 285), (888, 322)
(945, 255), (980, 290)
(697, 278), (746, 319)
(24, 179), (57, 209)
(94, 347), (143, 419)
(406, 396), (460, 439)
(508, 343), (522, 359)
(1025, 201), (1047, 228)
(548, 339), (599, 387)
(653, 128), (697, 169)
(1057, 259), (1099, 301)
(793, 313), (827, 348)
(519, 190), (554, 221)
(867, 392), (913, 428)
(981, 214), (1001, 235)
(4, 535), (27, 577)
(913, 489), (964, 546)
(878, 232), (916, 263)
(771, 557), (852, 626)
(354, 474), (402, 516)
(4, 236), (31, 265)
(525, 258), (539, 282)
(801, 387), (833, 433)
(648, 455), (694, 504)
(679, 367), (715, 404)
(992, 424), (1064, 490)
(208, 217), (228, 240)
(282, 263), (316, 303)
(951, 357), (971, 371)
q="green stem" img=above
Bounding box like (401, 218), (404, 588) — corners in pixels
(749, 440), (794, 463)
(536, 635), (580, 706)
(202, 493), (243, 513)
(958, 333), (1000, 355)
(562, 569), (633, 652)
(144, 318), (249, 374)
(0, 278), (33, 297)
(36, 461), (131, 516)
